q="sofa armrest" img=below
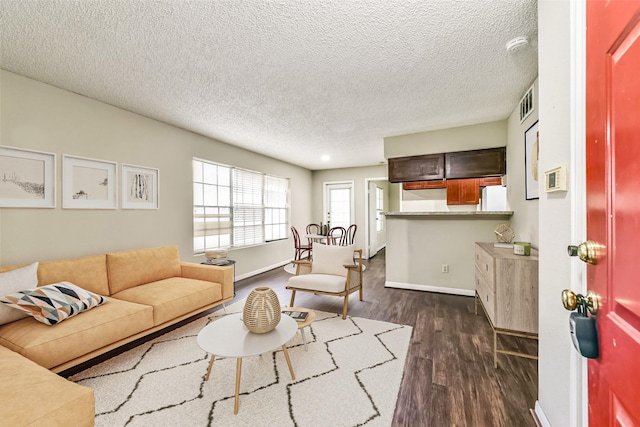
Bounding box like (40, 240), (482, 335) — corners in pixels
(180, 262), (234, 300)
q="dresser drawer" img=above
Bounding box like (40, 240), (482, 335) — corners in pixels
(475, 245), (495, 288)
(475, 268), (495, 322)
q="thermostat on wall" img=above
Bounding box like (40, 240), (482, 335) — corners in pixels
(545, 165), (568, 192)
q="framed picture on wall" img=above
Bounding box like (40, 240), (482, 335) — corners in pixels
(121, 163), (159, 209)
(0, 145), (56, 208)
(62, 155), (117, 209)
(524, 120), (540, 200)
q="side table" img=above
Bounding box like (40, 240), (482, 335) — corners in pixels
(202, 259), (236, 304)
(283, 307), (316, 351)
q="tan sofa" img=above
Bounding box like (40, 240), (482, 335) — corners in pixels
(0, 246), (234, 426)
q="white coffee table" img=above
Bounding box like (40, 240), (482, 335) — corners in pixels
(197, 312), (297, 414)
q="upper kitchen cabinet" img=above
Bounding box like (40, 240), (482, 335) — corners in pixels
(388, 153), (445, 183)
(445, 147), (506, 179)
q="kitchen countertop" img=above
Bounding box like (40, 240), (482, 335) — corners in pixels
(384, 211), (513, 219)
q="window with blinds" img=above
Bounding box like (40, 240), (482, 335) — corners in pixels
(193, 159), (289, 253)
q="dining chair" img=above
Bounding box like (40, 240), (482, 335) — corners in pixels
(328, 226), (346, 245)
(291, 226), (312, 260)
(306, 223), (321, 245)
(346, 224), (357, 245)
(287, 244), (363, 319)
(306, 224), (321, 235)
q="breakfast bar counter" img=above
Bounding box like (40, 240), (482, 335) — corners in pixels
(384, 211), (513, 219)
(383, 211), (514, 295)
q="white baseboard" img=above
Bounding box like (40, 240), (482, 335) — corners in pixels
(384, 281), (475, 297)
(534, 401), (552, 427)
(235, 260), (290, 281)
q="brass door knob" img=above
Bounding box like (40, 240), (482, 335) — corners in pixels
(567, 241), (605, 264)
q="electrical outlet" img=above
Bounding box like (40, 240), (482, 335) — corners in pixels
(442, 264), (449, 273)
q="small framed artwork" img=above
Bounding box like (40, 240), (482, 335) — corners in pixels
(62, 155), (117, 209)
(0, 146), (56, 208)
(524, 120), (540, 200)
(121, 164), (159, 209)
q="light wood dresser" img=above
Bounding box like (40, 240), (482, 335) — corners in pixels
(474, 242), (539, 367)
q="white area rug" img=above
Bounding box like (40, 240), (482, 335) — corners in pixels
(70, 300), (412, 427)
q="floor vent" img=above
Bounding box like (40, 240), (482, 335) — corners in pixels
(519, 84), (534, 123)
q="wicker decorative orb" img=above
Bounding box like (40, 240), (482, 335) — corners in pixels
(243, 287), (281, 334)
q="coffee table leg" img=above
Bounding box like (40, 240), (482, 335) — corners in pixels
(234, 358), (242, 415)
(281, 345), (295, 380)
(205, 354), (216, 381)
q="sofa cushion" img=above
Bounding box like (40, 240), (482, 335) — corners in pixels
(0, 282), (108, 325)
(107, 246), (182, 294)
(0, 345), (94, 426)
(0, 262), (38, 325)
(112, 277), (222, 325)
(311, 244), (355, 277)
(0, 298), (153, 370)
(38, 254), (110, 296)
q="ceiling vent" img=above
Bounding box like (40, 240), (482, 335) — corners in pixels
(519, 84), (534, 123)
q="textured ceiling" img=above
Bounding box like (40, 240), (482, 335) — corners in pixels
(0, 1), (538, 170)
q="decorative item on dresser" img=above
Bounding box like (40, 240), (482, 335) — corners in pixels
(242, 286), (281, 333)
(494, 223), (515, 243)
(474, 242), (539, 368)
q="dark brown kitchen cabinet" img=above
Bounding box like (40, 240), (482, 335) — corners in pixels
(446, 178), (480, 205)
(388, 153), (445, 183)
(478, 176), (503, 186)
(445, 147), (506, 179)
(402, 180), (447, 190)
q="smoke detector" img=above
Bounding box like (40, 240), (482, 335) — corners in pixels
(505, 36), (529, 52)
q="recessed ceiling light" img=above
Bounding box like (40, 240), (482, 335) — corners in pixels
(505, 36), (529, 52)
(321, 154), (330, 161)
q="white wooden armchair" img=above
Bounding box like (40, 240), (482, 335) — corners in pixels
(286, 244), (363, 319)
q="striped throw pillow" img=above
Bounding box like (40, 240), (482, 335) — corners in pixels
(0, 281), (108, 325)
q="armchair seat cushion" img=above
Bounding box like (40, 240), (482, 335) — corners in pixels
(288, 274), (347, 294)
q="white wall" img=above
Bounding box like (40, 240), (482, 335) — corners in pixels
(0, 71), (313, 277)
(537, 1), (583, 426)
(388, 181), (401, 212)
(385, 215), (510, 293)
(507, 78), (540, 247)
(384, 119), (508, 158)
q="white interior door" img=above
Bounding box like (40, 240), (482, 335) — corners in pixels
(368, 181), (378, 258)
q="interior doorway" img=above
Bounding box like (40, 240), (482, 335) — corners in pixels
(364, 177), (389, 259)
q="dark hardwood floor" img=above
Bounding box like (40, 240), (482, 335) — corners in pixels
(234, 249), (538, 427)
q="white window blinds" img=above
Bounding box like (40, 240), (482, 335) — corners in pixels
(193, 158), (289, 253)
(264, 176), (288, 241)
(233, 168), (264, 247)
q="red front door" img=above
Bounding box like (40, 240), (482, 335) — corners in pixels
(586, 1), (640, 425)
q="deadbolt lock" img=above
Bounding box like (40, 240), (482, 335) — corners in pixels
(567, 241), (605, 265)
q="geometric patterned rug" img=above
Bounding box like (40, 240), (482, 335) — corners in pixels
(70, 300), (413, 427)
